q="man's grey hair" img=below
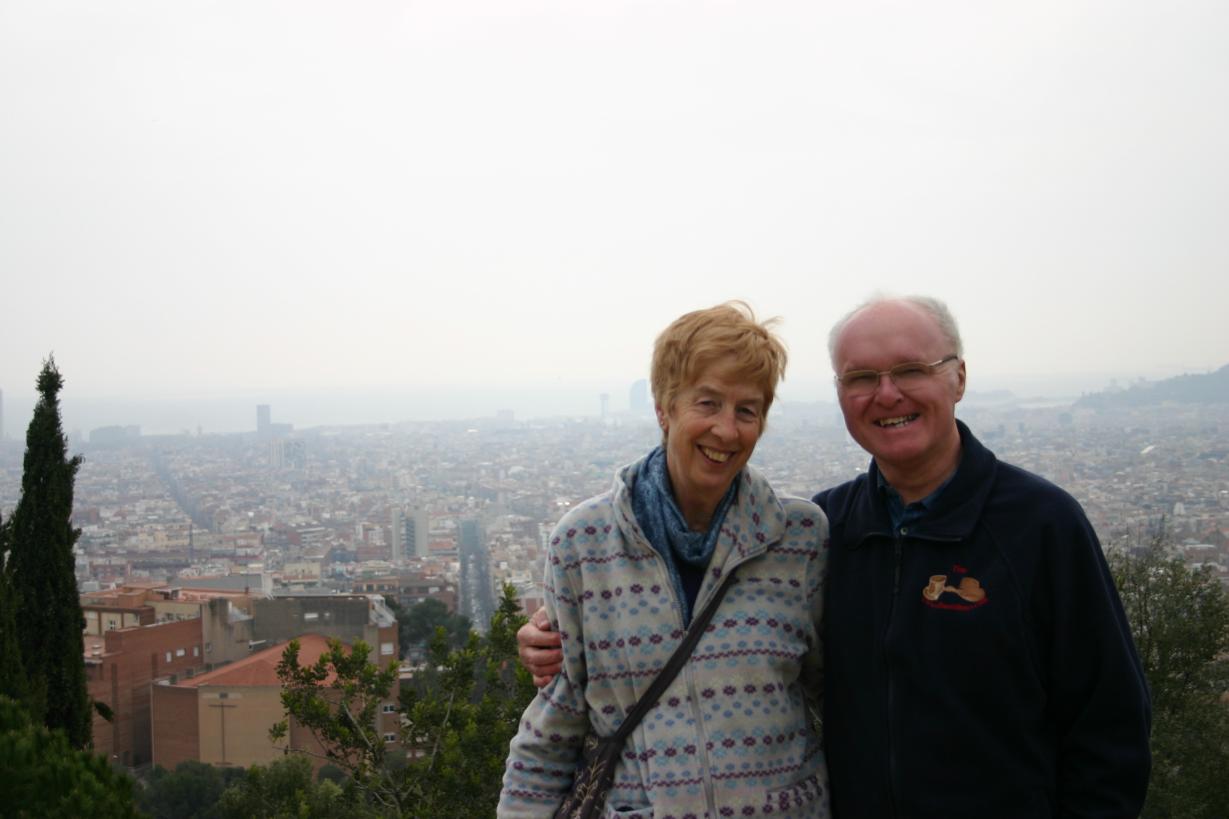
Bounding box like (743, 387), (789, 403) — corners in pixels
(828, 294), (963, 369)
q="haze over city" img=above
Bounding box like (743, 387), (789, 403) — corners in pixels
(2, 1), (1227, 434)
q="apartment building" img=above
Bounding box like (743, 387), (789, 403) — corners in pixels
(85, 617), (205, 767)
(150, 634), (398, 770)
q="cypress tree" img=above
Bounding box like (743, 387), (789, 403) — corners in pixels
(6, 357), (91, 747)
(0, 515), (30, 703)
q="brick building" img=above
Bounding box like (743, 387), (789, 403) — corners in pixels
(82, 584), (398, 769)
(85, 617), (205, 767)
(150, 634), (400, 770)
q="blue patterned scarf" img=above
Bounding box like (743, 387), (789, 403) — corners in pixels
(631, 446), (738, 625)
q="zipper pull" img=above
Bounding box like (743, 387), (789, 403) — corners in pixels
(892, 538), (903, 595)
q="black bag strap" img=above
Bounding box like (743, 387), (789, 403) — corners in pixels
(610, 569), (737, 743)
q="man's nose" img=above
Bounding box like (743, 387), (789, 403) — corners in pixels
(872, 372), (904, 403)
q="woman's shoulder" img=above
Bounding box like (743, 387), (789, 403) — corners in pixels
(736, 466), (828, 547)
(550, 490), (617, 529)
(545, 491), (624, 554)
(777, 493), (826, 518)
(776, 494), (829, 547)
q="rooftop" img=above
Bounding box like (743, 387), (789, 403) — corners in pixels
(169, 633), (335, 688)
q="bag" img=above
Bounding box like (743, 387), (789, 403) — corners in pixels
(552, 570), (738, 819)
(552, 732), (622, 819)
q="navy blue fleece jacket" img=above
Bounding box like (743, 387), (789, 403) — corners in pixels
(814, 421), (1150, 819)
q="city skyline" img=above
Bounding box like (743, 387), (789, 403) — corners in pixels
(0, 363), (1221, 438)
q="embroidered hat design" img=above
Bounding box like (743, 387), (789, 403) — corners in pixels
(922, 573), (988, 610)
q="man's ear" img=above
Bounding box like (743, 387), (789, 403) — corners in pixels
(953, 359), (967, 403)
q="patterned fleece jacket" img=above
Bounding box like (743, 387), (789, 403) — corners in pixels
(498, 456), (830, 819)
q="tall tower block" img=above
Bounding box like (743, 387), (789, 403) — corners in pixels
(407, 508), (429, 559)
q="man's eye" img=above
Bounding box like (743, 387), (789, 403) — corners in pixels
(844, 372), (877, 388)
(892, 363), (928, 378)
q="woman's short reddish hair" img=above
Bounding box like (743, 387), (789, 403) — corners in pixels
(651, 301), (787, 426)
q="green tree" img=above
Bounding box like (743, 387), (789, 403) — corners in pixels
(215, 756), (377, 819)
(389, 597), (470, 657)
(136, 760), (244, 819)
(272, 636), (401, 812)
(5, 358), (91, 747)
(1110, 525), (1229, 818)
(399, 585), (536, 817)
(0, 695), (140, 818)
(273, 584), (536, 818)
(317, 763), (348, 785)
(0, 515), (30, 704)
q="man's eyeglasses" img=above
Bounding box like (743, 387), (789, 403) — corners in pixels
(835, 354), (959, 397)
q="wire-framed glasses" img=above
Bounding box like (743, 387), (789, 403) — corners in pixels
(835, 354), (959, 397)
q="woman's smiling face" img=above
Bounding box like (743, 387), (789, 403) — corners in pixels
(658, 356), (765, 530)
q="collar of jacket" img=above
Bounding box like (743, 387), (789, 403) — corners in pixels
(611, 454), (786, 572)
(845, 419), (999, 550)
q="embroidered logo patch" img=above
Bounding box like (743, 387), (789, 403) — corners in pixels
(921, 569), (988, 611)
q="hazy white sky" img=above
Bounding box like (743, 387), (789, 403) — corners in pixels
(2, 1), (1227, 431)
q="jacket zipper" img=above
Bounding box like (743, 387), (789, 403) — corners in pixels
(687, 656), (719, 819)
(639, 529), (763, 819)
(656, 553), (720, 819)
(883, 534), (903, 818)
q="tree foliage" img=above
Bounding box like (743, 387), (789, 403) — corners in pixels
(137, 757), (377, 819)
(0, 695), (140, 819)
(0, 515), (30, 704)
(4, 357), (92, 747)
(272, 636), (402, 812)
(273, 584), (536, 818)
(1110, 524), (1229, 819)
(136, 760), (245, 819)
(388, 597), (470, 658)
(214, 756), (377, 819)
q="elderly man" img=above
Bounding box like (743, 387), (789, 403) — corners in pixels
(814, 296), (1150, 817)
(520, 295), (1151, 818)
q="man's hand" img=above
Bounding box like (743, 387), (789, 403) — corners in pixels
(518, 607), (563, 687)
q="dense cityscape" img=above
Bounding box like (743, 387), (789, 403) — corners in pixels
(3, 392), (1222, 611)
(0, 383), (1226, 812)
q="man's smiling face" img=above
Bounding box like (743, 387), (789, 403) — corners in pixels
(833, 301), (965, 482)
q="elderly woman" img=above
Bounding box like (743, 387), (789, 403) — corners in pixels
(498, 303), (829, 818)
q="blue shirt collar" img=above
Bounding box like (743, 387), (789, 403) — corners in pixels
(876, 467), (956, 533)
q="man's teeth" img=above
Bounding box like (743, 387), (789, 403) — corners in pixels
(700, 446), (731, 462)
(876, 415), (918, 428)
